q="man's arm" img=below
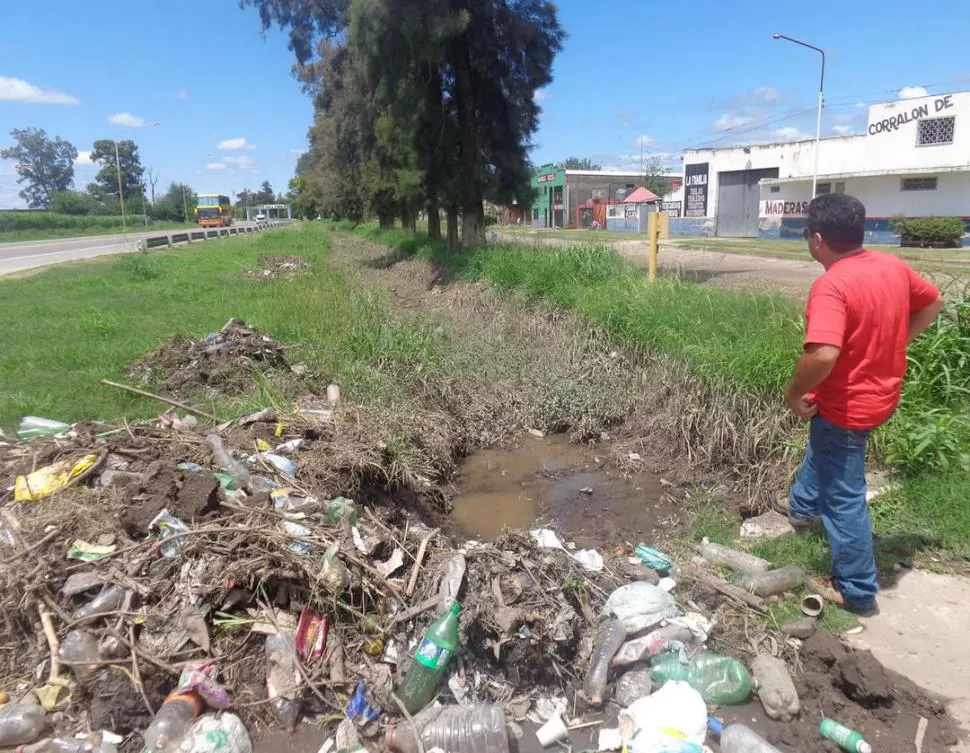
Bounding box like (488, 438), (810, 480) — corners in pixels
(908, 295), (944, 344)
(784, 344), (841, 418)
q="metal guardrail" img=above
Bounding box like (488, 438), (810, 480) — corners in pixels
(138, 220), (292, 251)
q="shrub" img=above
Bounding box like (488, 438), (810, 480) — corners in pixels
(484, 214), (498, 227)
(891, 215), (966, 247)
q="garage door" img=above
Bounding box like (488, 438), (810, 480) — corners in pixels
(716, 168), (779, 237)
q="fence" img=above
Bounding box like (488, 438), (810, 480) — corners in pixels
(138, 220), (291, 251)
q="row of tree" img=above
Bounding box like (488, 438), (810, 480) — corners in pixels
(244, 0), (566, 246)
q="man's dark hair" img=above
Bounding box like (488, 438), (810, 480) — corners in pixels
(806, 193), (866, 253)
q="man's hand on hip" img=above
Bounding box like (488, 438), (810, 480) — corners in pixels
(785, 390), (819, 419)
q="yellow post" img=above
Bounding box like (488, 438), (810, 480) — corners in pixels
(647, 210), (659, 283)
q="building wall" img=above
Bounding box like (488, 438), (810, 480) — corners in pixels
(530, 167), (566, 228)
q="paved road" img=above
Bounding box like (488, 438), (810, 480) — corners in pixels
(0, 221), (260, 276)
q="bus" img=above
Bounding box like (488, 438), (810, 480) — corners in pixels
(196, 194), (233, 227)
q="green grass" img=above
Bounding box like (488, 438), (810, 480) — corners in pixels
(0, 224), (450, 429)
(0, 212), (197, 242)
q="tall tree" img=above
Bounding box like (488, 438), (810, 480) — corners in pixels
(145, 166), (160, 204)
(554, 157), (602, 171)
(254, 180), (276, 204)
(638, 157), (671, 199)
(0, 128), (77, 208)
(89, 139), (145, 202)
(152, 182), (197, 223)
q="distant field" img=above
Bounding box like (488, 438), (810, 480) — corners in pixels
(0, 212), (194, 242)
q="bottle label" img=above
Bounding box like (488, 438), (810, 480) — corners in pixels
(414, 637), (452, 670)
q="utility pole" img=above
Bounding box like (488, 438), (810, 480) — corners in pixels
(181, 184), (189, 225)
(114, 140), (127, 230)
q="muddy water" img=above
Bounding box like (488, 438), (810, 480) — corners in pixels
(451, 434), (678, 547)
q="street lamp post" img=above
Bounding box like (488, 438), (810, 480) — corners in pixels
(113, 121), (159, 230)
(773, 34), (825, 198)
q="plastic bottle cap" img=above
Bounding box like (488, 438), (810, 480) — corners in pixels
(707, 717), (724, 736)
(449, 602), (462, 615)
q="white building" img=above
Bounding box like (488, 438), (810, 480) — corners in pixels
(673, 90), (970, 244)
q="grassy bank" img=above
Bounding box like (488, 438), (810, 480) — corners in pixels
(0, 226), (449, 429)
(0, 212), (194, 242)
(365, 224), (970, 561)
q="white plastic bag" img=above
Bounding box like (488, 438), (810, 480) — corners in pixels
(178, 713), (252, 753)
(618, 681), (707, 750)
(602, 581), (677, 634)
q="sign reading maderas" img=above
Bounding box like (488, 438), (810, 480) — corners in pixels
(869, 95), (954, 135)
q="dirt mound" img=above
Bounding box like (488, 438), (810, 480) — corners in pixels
(125, 318), (291, 399)
(243, 255), (309, 280)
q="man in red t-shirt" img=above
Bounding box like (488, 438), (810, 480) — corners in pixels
(781, 193), (943, 615)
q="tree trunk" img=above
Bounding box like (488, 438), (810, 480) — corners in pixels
(427, 204), (441, 240)
(401, 205), (416, 233)
(379, 211), (395, 229)
(446, 206), (459, 250)
(451, 38), (484, 247)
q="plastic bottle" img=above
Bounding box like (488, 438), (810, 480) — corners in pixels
(437, 554), (466, 613)
(694, 542), (771, 575)
(707, 717), (782, 753)
(583, 617), (627, 705)
(265, 632), (303, 731)
(142, 690), (203, 753)
(0, 704), (46, 747)
(398, 603), (462, 714)
(751, 654), (800, 721)
(21, 736), (117, 753)
(204, 433), (250, 490)
(613, 624), (690, 668)
(387, 704), (509, 753)
(17, 417), (70, 441)
(651, 652), (752, 705)
(73, 585), (126, 621)
(735, 565), (805, 597)
(820, 719), (872, 753)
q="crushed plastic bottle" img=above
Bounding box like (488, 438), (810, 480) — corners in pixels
(694, 541), (771, 575)
(820, 719), (872, 753)
(398, 603), (461, 714)
(204, 433), (250, 491)
(143, 690), (203, 753)
(21, 735), (117, 753)
(613, 624), (690, 668)
(437, 553), (466, 613)
(736, 565), (805, 597)
(17, 417), (70, 442)
(583, 617), (627, 705)
(614, 667), (654, 707)
(387, 703), (509, 753)
(265, 632), (302, 731)
(751, 654), (800, 721)
(57, 629), (101, 677)
(73, 585), (126, 622)
(0, 703), (46, 747)
(651, 652), (752, 705)
(708, 717), (782, 753)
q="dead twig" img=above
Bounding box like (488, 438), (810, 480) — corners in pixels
(390, 692), (426, 753)
(39, 608), (62, 684)
(406, 528), (440, 597)
(100, 379), (220, 422)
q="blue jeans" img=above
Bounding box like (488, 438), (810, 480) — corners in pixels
(789, 415), (878, 610)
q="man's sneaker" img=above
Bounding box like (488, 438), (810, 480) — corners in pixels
(844, 601), (880, 618)
(773, 493), (822, 532)
(809, 576), (844, 606)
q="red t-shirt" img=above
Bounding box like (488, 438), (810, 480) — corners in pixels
(804, 249), (940, 430)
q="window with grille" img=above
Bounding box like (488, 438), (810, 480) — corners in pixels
(917, 117), (955, 146)
(815, 182), (832, 196)
(835, 181), (846, 194)
(900, 177), (938, 191)
(769, 186), (781, 193)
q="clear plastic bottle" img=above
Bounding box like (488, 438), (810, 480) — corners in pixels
(613, 624), (691, 668)
(387, 704), (509, 753)
(399, 603), (462, 714)
(0, 703), (45, 747)
(17, 417), (70, 441)
(820, 719), (872, 753)
(708, 718), (782, 753)
(694, 542), (771, 576)
(651, 652), (752, 705)
(583, 617), (627, 705)
(751, 654), (800, 721)
(142, 690), (203, 753)
(22, 736), (117, 753)
(736, 566), (805, 597)
(265, 632), (302, 731)
(73, 586), (125, 621)
(204, 433), (250, 490)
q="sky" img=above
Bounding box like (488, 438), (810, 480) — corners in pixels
(2, 0), (970, 208)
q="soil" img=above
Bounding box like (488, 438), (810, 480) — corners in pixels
(120, 461), (221, 535)
(78, 667), (168, 736)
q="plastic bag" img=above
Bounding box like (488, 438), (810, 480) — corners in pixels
(17, 416), (71, 441)
(603, 581), (678, 634)
(177, 713), (251, 753)
(618, 681), (707, 749)
(15, 454), (98, 501)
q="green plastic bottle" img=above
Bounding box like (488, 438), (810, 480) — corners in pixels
(398, 603), (461, 713)
(651, 652), (753, 705)
(820, 719), (872, 753)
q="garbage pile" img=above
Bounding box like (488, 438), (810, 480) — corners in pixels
(124, 319), (296, 400)
(242, 255), (309, 281)
(0, 353), (960, 753)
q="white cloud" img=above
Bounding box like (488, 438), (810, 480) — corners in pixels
(222, 155), (257, 169)
(711, 112), (759, 132)
(108, 112), (149, 128)
(217, 137), (256, 151)
(832, 124), (855, 135)
(770, 127), (812, 141)
(207, 162), (227, 171)
(533, 89), (551, 102)
(288, 148), (304, 155)
(634, 134), (656, 149)
(855, 102), (867, 109)
(754, 86), (782, 103)
(75, 150), (93, 166)
(899, 86), (928, 100)
(176, 89), (190, 101)
(0, 76), (79, 105)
